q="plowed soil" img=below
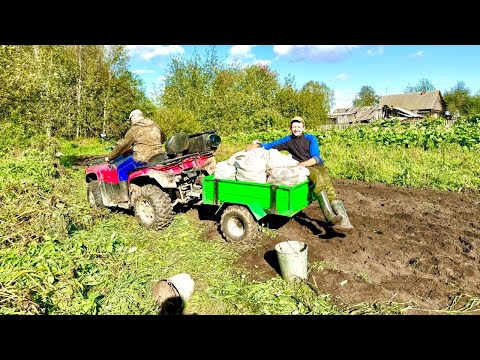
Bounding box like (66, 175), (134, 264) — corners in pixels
(190, 178), (480, 314)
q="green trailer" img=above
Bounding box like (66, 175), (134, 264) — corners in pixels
(202, 175), (314, 243)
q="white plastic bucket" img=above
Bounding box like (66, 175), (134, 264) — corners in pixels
(275, 241), (308, 282)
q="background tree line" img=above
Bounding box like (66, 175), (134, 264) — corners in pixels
(2, 46), (478, 142)
(352, 78), (480, 117)
(0, 45), (335, 141)
(0, 45), (153, 140)
(153, 47), (334, 136)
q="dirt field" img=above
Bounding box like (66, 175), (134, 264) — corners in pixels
(191, 178), (480, 314)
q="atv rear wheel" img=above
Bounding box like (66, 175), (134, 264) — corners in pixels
(220, 205), (258, 244)
(134, 185), (174, 230)
(87, 180), (105, 209)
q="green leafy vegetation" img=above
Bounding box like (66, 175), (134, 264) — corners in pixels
(224, 116), (480, 192)
(1, 120), (479, 314)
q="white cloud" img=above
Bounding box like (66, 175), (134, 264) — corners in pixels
(410, 50), (424, 59)
(132, 69), (155, 75)
(229, 45), (256, 58)
(273, 45), (359, 62)
(335, 73), (348, 81)
(366, 46), (384, 56)
(332, 88), (357, 110)
(226, 46), (273, 68)
(227, 45), (257, 64)
(127, 45), (184, 61)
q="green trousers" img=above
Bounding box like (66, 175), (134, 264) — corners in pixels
(308, 164), (337, 202)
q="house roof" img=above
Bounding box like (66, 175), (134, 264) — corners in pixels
(379, 90), (442, 110)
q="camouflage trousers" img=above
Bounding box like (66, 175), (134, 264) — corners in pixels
(307, 164), (337, 202)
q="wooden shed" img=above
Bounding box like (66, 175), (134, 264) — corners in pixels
(328, 105), (387, 124)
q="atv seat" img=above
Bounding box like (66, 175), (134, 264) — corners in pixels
(148, 152), (169, 164)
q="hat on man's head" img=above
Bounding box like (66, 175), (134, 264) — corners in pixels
(291, 116), (305, 125)
(129, 109), (143, 120)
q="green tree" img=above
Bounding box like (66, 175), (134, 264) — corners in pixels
(275, 74), (302, 126)
(0, 45), (148, 139)
(353, 85), (380, 107)
(159, 46), (224, 133)
(161, 47), (220, 113)
(404, 78), (435, 93)
(101, 45), (154, 139)
(443, 81), (473, 117)
(470, 90), (480, 115)
(159, 49), (284, 134)
(157, 46), (336, 135)
(298, 81), (334, 127)
(205, 68), (244, 133)
(235, 64), (280, 131)
(0, 45), (78, 138)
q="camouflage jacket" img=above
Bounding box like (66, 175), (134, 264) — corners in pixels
(108, 118), (163, 162)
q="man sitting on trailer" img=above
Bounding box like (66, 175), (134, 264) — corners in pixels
(245, 116), (354, 234)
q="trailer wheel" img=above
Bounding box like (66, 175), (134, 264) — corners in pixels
(220, 205), (258, 244)
(134, 185), (174, 230)
(87, 180), (105, 209)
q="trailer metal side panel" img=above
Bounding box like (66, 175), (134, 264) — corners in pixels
(202, 175), (312, 217)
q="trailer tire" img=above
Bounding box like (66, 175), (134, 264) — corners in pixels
(134, 185), (174, 230)
(88, 180), (105, 209)
(220, 205), (258, 244)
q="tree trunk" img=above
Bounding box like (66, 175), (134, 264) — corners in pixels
(102, 63), (112, 135)
(103, 97), (107, 135)
(33, 46), (39, 61)
(76, 45), (82, 138)
(47, 49), (53, 138)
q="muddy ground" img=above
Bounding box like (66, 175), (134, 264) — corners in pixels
(190, 178), (480, 314)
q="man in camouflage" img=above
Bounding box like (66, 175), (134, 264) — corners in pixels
(106, 109), (164, 181)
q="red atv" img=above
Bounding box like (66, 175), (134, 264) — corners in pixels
(85, 130), (221, 230)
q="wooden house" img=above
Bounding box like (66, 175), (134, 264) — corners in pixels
(379, 90), (446, 118)
(328, 105), (387, 124)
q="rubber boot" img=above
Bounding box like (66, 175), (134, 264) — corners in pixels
(316, 191), (343, 225)
(331, 199), (354, 234)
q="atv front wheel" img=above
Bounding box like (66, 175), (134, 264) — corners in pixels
(134, 185), (174, 230)
(220, 205), (258, 244)
(87, 180), (105, 209)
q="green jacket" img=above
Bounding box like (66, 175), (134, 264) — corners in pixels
(109, 118), (163, 162)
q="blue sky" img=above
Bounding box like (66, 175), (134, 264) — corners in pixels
(126, 45), (480, 110)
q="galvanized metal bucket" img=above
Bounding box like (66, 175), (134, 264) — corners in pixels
(152, 273), (195, 314)
(275, 241), (308, 282)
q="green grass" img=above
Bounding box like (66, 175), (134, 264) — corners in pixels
(1, 133), (479, 315)
(59, 137), (110, 167)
